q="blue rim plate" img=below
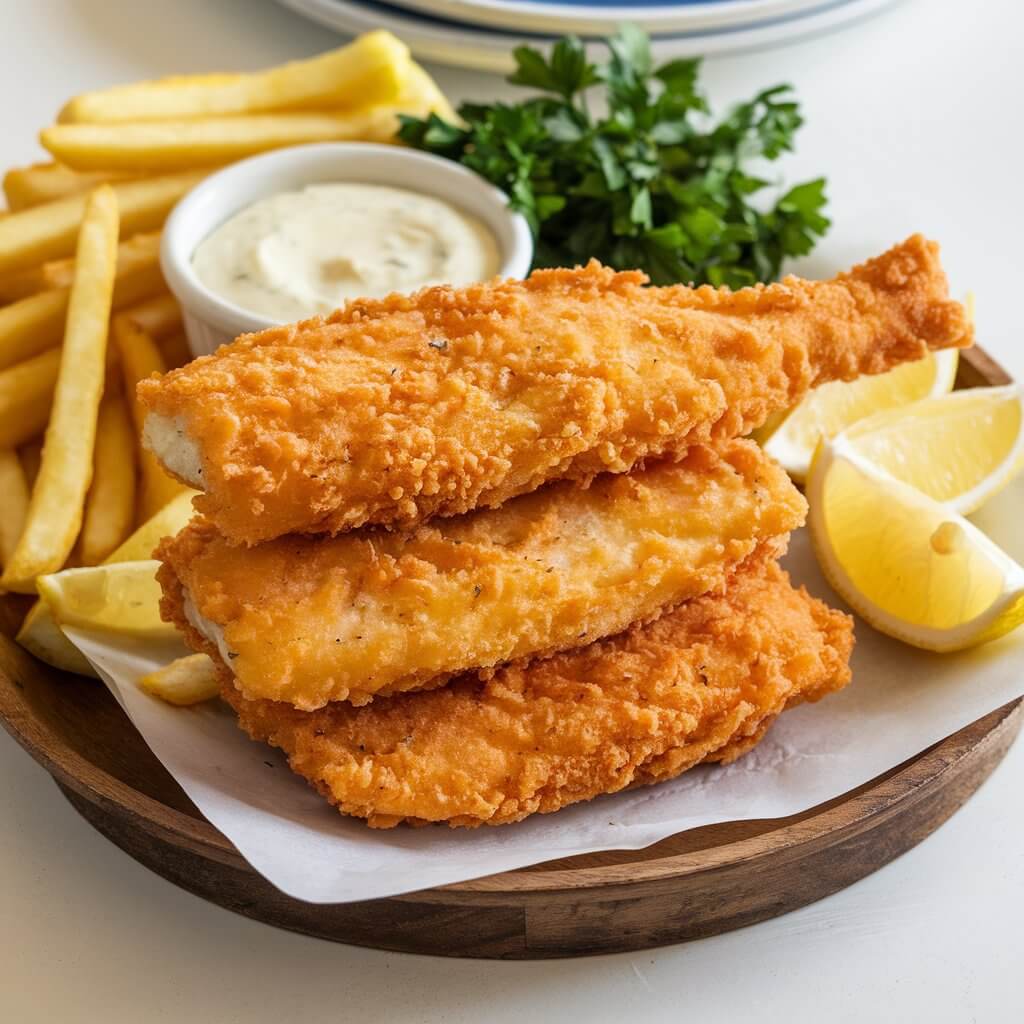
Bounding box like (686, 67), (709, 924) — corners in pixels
(276, 0), (902, 72)
(380, 0), (853, 37)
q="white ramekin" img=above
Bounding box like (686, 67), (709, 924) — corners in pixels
(160, 143), (534, 357)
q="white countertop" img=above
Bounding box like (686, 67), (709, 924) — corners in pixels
(2, 1), (1021, 1020)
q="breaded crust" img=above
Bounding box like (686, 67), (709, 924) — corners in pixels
(139, 236), (972, 544)
(218, 559), (854, 828)
(156, 440), (805, 709)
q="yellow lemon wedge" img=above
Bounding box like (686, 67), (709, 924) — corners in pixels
(759, 349), (959, 481)
(839, 385), (1024, 514)
(35, 560), (175, 640)
(807, 438), (1024, 652)
(17, 491), (197, 674)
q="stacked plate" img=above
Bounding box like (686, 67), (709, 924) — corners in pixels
(276, 0), (900, 72)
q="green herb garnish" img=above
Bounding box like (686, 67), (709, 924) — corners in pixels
(399, 25), (830, 287)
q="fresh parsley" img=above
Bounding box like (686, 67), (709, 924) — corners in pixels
(399, 26), (829, 287)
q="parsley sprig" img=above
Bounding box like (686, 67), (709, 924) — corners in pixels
(399, 26), (829, 287)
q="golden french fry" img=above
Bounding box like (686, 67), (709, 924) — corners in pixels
(0, 170), (204, 275)
(110, 237), (167, 307)
(405, 61), (458, 124)
(0, 274), (38, 304)
(118, 292), (181, 340)
(16, 487), (198, 677)
(41, 61), (450, 174)
(0, 227), (156, 302)
(3, 162), (136, 211)
(1, 187), (119, 592)
(0, 265), (55, 303)
(0, 449), (30, 569)
(0, 253), (123, 302)
(0, 292), (69, 371)
(158, 330), (192, 369)
(114, 314), (188, 520)
(18, 438), (43, 488)
(138, 653), (219, 706)
(59, 32), (409, 124)
(0, 233), (165, 371)
(0, 349), (61, 448)
(79, 393), (137, 565)
(41, 102), (433, 173)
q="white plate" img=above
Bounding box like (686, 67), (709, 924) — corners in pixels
(384, 0), (852, 37)
(276, 0), (901, 72)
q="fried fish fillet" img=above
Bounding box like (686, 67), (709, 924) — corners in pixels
(140, 235), (971, 544)
(219, 559), (854, 828)
(157, 440), (806, 709)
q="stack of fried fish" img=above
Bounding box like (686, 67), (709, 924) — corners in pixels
(140, 235), (972, 828)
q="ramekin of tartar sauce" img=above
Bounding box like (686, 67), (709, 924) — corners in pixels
(160, 143), (533, 356)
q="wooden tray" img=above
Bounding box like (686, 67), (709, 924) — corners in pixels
(1, 346), (1019, 960)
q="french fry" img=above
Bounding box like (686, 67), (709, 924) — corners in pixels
(158, 330), (192, 369)
(0, 449), (30, 569)
(118, 292), (181, 340)
(1, 187), (119, 593)
(0, 264), (64, 303)
(0, 169), (205, 275)
(0, 292), (68, 371)
(40, 60), (451, 175)
(138, 653), (219, 706)
(41, 102), (434, 173)
(18, 438), (43, 488)
(108, 233), (169, 310)
(3, 162), (136, 211)
(0, 265), (55, 303)
(16, 488), (198, 677)
(0, 233), (165, 370)
(405, 60), (458, 124)
(59, 31), (410, 124)
(79, 392), (137, 565)
(0, 349), (60, 448)
(0, 230), (161, 300)
(114, 314), (189, 519)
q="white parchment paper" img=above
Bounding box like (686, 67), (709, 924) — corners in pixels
(63, 477), (1024, 904)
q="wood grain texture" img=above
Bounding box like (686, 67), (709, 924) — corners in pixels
(0, 345), (1019, 958)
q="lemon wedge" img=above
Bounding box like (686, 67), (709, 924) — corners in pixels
(36, 560), (175, 639)
(760, 349), (959, 481)
(839, 385), (1024, 514)
(807, 438), (1024, 651)
(17, 490), (197, 675)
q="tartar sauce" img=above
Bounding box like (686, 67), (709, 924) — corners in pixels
(192, 183), (500, 321)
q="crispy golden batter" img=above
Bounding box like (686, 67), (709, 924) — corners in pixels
(139, 235), (972, 544)
(157, 440), (806, 709)
(219, 559), (854, 827)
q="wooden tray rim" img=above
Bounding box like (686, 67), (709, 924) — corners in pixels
(3, 657), (1018, 900)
